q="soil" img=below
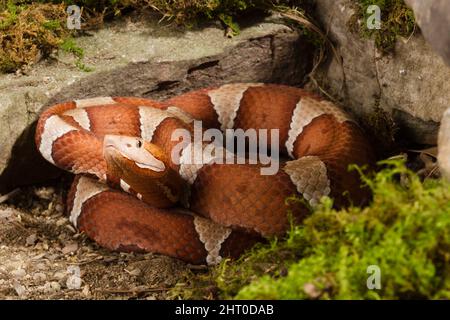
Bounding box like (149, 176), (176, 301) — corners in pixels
(0, 178), (193, 300)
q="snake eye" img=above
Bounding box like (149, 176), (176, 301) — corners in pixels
(136, 140), (143, 148)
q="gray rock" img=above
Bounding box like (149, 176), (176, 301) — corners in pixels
(438, 108), (450, 180)
(313, 0), (450, 145)
(405, 0), (450, 65)
(0, 13), (313, 193)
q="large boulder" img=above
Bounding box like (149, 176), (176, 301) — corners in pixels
(312, 0), (450, 145)
(438, 109), (450, 180)
(0, 13), (314, 193)
(405, 0), (450, 66)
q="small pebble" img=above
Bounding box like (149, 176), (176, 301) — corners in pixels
(62, 242), (78, 254)
(55, 204), (64, 214)
(53, 272), (66, 280)
(0, 209), (14, 220)
(82, 285), (91, 297)
(33, 273), (47, 282)
(58, 234), (67, 241)
(67, 274), (82, 290)
(26, 234), (37, 246)
(42, 281), (61, 293)
(56, 217), (67, 227)
(34, 187), (55, 200)
(11, 269), (26, 279)
(36, 263), (47, 270)
(42, 76), (53, 83)
(66, 225), (77, 233)
(6, 261), (22, 271)
(303, 283), (321, 299)
(46, 253), (59, 261)
(13, 281), (27, 297)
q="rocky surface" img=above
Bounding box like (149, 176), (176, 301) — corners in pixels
(311, 0), (450, 145)
(0, 12), (312, 193)
(438, 108), (450, 181)
(0, 183), (189, 299)
(405, 0), (450, 66)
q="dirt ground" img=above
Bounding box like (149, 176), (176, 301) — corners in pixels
(0, 178), (198, 300)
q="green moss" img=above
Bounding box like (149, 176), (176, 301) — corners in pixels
(349, 0), (416, 53)
(171, 159), (450, 300)
(42, 19), (61, 30)
(74, 59), (93, 72)
(0, 55), (17, 73)
(59, 37), (94, 71)
(60, 37), (84, 58)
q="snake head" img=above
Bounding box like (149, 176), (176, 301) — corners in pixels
(103, 135), (168, 178)
(102, 135), (186, 208)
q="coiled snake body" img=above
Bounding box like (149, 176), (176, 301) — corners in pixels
(35, 83), (374, 265)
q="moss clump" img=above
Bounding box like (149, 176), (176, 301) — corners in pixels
(171, 159), (450, 300)
(349, 0), (416, 53)
(0, 1), (68, 72)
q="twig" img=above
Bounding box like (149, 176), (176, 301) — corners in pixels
(277, 9), (341, 66)
(187, 264), (209, 271)
(308, 76), (338, 103)
(405, 22), (417, 44)
(408, 147), (438, 158)
(98, 286), (171, 294)
(67, 256), (104, 266)
(0, 188), (20, 204)
(275, 8), (344, 101)
(425, 165), (439, 179)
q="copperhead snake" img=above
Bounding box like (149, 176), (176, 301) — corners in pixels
(35, 83), (374, 265)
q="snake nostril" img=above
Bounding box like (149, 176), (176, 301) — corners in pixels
(126, 143), (132, 148)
